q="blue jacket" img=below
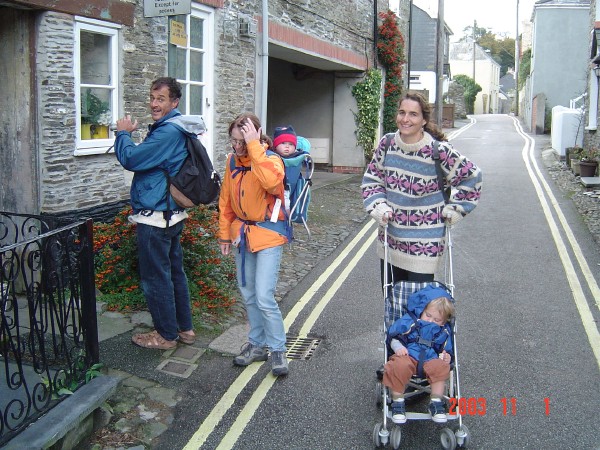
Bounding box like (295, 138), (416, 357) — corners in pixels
(114, 109), (205, 212)
(387, 285), (454, 363)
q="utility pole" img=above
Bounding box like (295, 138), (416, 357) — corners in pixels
(435, 0), (444, 126)
(472, 20), (476, 80)
(515, 0), (520, 116)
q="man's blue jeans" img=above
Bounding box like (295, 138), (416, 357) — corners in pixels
(137, 221), (192, 341)
(235, 245), (286, 352)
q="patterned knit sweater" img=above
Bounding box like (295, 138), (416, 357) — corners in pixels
(361, 131), (482, 274)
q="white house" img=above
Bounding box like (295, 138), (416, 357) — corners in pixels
(450, 41), (501, 114)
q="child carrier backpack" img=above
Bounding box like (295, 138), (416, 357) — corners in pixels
(168, 134), (221, 208)
(281, 136), (314, 238)
(228, 136), (314, 241)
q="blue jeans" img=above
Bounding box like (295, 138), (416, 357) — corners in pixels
(137, 221), (192, 341)
(235, 245), (286, 352)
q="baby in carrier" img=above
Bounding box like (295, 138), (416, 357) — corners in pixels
(383, 285), (455, 424)
(272, 125), (311, 221)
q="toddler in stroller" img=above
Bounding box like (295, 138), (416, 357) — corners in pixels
(383, 285), (455, 424)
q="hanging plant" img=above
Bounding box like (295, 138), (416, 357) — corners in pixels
(352, 68), (383, 161)
(377, 10), (406, 134)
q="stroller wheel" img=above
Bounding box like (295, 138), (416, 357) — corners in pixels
(375, 382), (383, 407)
(440, 427), (457, 450)
(372, 422), (386, 448)
(390, 426), (402, 449)
(456, 424), (471, 448)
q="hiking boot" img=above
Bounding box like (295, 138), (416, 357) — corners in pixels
(428, 399), (447, 423)
(271, 350), (289, 376)
(233, 343), (268, 366)
(390, 400), (406, 424)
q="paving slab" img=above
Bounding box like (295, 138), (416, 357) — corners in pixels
(208, 323), (249, 355)
(580, 176), (600, 188)
(97, 312), (133, 342)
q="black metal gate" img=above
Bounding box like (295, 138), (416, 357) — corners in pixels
(0, 212), (99, 445)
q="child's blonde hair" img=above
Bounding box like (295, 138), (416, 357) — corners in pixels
(425, 297), (455, 323)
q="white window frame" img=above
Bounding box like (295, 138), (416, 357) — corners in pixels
(74, 17), (120, 156)
(170, 4), (215, 159)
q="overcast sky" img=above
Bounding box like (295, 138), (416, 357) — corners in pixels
(413, 0), (537, 41)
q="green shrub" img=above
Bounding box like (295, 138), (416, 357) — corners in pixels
(94, 206), (237, 327)
(453, 74), (481, 114)
(352, 68), (382, 161)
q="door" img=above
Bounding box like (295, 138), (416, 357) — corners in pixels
(0, 8), (37, 213)
(168, 4), (215, 159)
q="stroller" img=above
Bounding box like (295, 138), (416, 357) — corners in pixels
(373, 226), (471, 450)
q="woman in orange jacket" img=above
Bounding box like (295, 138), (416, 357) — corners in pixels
(218, 113), (289, 376)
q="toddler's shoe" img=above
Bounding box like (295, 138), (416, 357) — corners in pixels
(390, 399), (406, 424)
(428, 399), (447, 423)
(233, 342), (268, 366)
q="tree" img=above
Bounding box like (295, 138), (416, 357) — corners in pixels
(459, 27), (516, 77)
(479, 34), (515, 77)
(460, 24), (490, 42)
(453, 74), (481, 114)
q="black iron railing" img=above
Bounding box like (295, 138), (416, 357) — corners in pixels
(0, 212), (99, 445)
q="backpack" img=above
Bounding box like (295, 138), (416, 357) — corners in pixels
(228, 136), (314, 240)
(168, 134), (221, 208)
(282, 136), (313, 236)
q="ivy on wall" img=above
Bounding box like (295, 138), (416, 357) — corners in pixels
(352, 68), (383, 161)
(377, 10), (405, 134)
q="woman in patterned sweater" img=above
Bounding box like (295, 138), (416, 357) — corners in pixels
(362, 91), (482, 286)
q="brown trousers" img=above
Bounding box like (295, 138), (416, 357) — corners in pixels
(383, 354), (450, 394)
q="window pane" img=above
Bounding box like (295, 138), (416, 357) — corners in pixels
(81, 87), (112, 139)
(190, 85), (203, 115)
(190, 17), (203, 48)
(80, 31), (110, 85)
(190, 50), (203, 82)
(172, 47), (186, 79)
(179, 84), (187, 113)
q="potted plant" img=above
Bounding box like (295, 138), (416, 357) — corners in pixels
(569, 146), (584, 175)
(81, 89), (111, 139)
(579, 147), (599, 177)
(565, 146), (579, 168)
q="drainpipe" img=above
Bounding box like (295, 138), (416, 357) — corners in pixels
(373, 0), (378, 68)
(407, 0), (413, 89)
(260, 0), (269, 126)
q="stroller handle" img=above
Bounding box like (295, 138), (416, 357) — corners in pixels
(382, 224), (454, 296)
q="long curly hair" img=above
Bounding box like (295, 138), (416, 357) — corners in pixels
(399, 92), (447, 142)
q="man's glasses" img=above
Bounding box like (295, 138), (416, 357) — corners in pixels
(229, 138), (245, 147)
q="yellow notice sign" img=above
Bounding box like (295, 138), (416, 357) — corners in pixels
(170, 20), (187, 47)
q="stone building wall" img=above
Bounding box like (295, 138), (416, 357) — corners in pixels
(36, 12), (130, 213)
(33, 0), (384, 215)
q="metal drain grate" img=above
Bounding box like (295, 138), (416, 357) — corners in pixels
(285, 335), (321, 360)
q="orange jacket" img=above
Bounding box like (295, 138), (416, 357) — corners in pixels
(218, 139), (287, 252)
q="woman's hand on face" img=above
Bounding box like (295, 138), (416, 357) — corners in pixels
(241, 118), (261, 144)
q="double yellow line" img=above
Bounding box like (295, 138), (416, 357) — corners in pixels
(514, 116), (600, 370)
(184, 220), (377, 449)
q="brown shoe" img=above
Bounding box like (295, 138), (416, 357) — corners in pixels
(178, 330), (196, 345)
(132, 330), (177, 350)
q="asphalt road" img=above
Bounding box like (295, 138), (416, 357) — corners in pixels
(153, 115), (600, 449)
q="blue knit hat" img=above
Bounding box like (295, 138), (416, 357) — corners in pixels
(273, 125), (297, 148)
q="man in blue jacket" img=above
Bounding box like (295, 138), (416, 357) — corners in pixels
(115, 77), (202, 350)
